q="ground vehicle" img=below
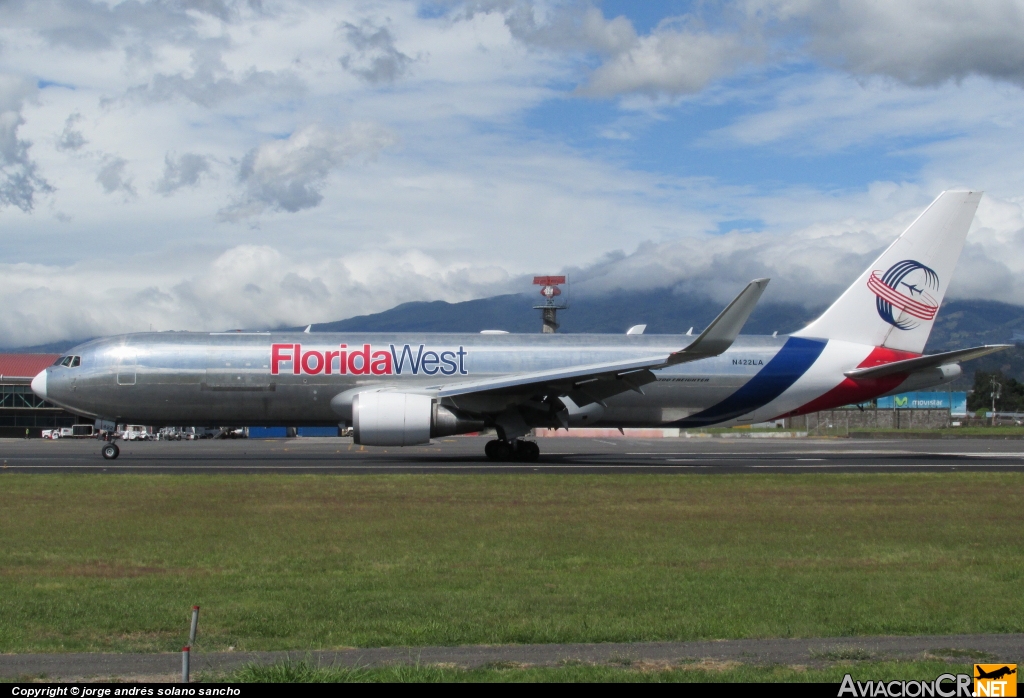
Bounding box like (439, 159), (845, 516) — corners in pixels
(120, 424), (152, 441)
(72, 424), (95, 437)
(41, 427), (73, 439)
(158, 427), (184, 440)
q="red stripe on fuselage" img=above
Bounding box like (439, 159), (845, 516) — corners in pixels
(782, 346), (919, 417)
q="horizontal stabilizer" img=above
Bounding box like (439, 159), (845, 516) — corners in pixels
(844, 344), (1012, 379)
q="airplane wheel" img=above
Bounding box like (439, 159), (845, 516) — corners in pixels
(493, 440), (512, 461)
(485, 439), (512, 461)
(513, 440), (540, 462)
(102, 443), (120, 460)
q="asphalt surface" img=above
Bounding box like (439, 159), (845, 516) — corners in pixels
(1, 634), (1021, 680)
(2, 435), (1024, 474)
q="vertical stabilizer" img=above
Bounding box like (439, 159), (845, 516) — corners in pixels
(794, 190), (982, 354)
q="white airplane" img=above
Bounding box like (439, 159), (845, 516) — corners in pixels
(33, 191), (1008, 460)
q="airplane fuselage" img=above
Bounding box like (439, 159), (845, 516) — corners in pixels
(37, 331), (948, 430)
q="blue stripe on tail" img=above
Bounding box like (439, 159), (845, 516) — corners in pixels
(675, 336), (827, 427)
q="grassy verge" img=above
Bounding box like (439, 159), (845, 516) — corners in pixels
(219, 659), (973, 683)
(1, 473), (1022, 653)
(687, 428), (801, 433)
(859, 427), (1024, 435)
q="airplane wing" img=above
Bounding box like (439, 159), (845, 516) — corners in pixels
(436, 278), (769, 403)
(844, 344), (1012, 379)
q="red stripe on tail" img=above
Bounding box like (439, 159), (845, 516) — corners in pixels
(781, 346), (919, 417)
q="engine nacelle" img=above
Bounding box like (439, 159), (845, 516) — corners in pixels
(352, 392), (485, 446)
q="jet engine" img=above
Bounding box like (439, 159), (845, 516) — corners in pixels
(352, 391), (485, 446)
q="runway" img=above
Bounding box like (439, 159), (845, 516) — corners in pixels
(2, 435), (1024, 473)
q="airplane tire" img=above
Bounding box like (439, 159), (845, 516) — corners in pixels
(513, 440), (540, 462)
(102, 443), (120, 460)
(492, 440), (513, 461)
(484, 440), (500, 460)
(524, 441), (540, 461)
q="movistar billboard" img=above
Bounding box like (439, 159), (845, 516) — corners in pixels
(876, 391), (967, 415)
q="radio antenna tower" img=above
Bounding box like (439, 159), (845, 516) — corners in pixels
(533, 276), (568, 333)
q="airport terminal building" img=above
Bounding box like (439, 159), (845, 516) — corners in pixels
(0, 354), (88, 438)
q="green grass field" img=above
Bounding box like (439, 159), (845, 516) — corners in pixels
(1, 473), (1022, 653)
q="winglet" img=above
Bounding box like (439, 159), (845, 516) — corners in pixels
(667, 278), (769, 364)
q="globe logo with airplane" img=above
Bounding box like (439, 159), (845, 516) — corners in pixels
(867, 259), (940, 330)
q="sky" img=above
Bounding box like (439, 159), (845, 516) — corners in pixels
(3, 0), (1024, 347)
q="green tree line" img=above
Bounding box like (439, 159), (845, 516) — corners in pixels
(969, 370), (1024, 412)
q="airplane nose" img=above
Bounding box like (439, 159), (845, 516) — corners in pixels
(31, 369), (47, 400)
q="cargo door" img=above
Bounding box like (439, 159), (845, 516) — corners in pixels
(204, 345), (275, 392)
(116, 350), (137, 386)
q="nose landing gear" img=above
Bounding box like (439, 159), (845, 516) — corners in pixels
(484, 439), (540, 462)
(102, 443), (120, 460)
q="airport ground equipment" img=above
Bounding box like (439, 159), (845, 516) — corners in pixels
(29, 191), (1010, 461)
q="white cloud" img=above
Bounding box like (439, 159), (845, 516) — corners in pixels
(6, 188), (1023, 348)
(95, 154), (135, 197)
(156, 152), (211, 195)
(2, 0), (1024, 348)
(579, 22), (754, 97)
(474, 4), (754, 98)
(339, 21), (415, 84)
(0, 0), (237, 52)
(709, 72), (1024, 153)
(0, 244), (514, 347)
(122, 39), (307, 108)
(218, 122), (397, 220)
(0, 74), (52, 211)
(752, 0), (1024, 87)
(55, 111), (87, 151)
(572, 190), (1024, 310)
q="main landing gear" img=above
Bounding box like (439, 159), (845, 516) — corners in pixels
(484, 439), (540, 462)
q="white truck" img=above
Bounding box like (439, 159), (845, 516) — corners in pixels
(119, 425), (152, 441)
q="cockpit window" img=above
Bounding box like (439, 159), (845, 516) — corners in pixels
(56, 356), (81, 367)
(60, 356), (72, 367)
(69, 356), (81, 368)
(53, 356), (67, 366)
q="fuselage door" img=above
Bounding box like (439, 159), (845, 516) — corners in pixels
(116, 350), (137, 386)
(204, 344), (275, 392)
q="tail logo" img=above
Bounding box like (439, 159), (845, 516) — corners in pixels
(867, 259), (940, 330)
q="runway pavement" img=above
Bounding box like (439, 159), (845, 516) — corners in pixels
(2, 435), (1024, 474)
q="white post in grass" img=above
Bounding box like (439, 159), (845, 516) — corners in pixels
(189, 605), (200, 646)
